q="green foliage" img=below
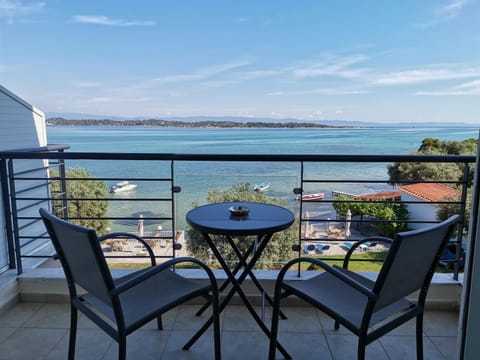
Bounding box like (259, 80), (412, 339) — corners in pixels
(388, 137), (477, 185)
(436, 192), (470, 232)
(387, 137), (475, 227)
(186, 182), (298, 269)
(50, 167), (110, 234)
(332, 196), (409, 237)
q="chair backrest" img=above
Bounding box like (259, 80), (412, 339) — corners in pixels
(40, 208), (115, 305)
(373, 215), (459, 310)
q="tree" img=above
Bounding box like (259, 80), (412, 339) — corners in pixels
(436, 193), (471, 232)
(50, 167), (110, 234)
(388, 138), (476, 185)
(387, 137), (476, 227)
(186, 182), (297, 269)
(332, 196), (409, 238)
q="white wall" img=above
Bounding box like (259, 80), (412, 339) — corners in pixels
(0, 85), (48, 272)
(401, 193), (439, 229)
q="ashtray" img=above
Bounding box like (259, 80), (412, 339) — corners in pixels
(228, 205), (250, 216)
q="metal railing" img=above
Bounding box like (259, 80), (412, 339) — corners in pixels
(0, 147), (474, 278)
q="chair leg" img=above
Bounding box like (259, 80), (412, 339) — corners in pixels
(268, 295), (283, 360)
(157, 316), (163, 330)
(357, 336), (366, 360)
(68, 305), (78, 360)
(334, 320), (340, 330)
(416, 313), (424, 360)
(118, 335), (127, 360)
(212, 290), (221, 360)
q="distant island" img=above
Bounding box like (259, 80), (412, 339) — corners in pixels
(46, 117), (353, 129)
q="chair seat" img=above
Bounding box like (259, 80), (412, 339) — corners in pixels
(83, 269), (210, 332)
(283, 269), (413, 332)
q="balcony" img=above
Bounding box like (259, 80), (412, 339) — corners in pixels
(0, 302), (459, 359)
(0, 147), (474, 359)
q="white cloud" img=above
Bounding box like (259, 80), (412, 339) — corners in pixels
(436, 0), (468, 20)
(138, 61), (251, 87)
(293, 54), (370, 79)
(268, 87), (369, 96)
(416, 0), (469, 27)
(375, 66), (480, 85)
(73, 15), (155, 27)
(0, 0), (44, 23)
(416, 78), (480, 96)
(71, 81), (103, 88)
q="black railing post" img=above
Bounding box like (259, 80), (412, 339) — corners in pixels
(0, 158), (16, 270)
(58, 151), (68, 219)
(454, 162), (470, 280)
(7, 159), (22, 274)
(297, 161), (304, 277)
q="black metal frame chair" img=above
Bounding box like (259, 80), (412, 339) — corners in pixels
(269, 215), (459, 360)
(39, 208), (221, 360)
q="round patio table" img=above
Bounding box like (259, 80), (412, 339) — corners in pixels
(184, 202), (295, 359)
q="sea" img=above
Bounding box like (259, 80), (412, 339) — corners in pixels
(46, 126), (479, 232)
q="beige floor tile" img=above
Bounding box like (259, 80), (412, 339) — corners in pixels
(46, 328), (113, 360)
(23, 303), (71, 328)
(325, 334), (389, 360)
(0, 302), (43, 327)
(429, 336), (459, 360)
(0, 327), (67, 360)
(380, 335), (446, 360)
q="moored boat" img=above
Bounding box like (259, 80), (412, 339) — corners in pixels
(253, 182), (270, 192)
(300, 192), (324, 201)
(110, 181), (138, 193)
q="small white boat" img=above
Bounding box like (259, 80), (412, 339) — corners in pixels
(253, 182), (270, 192)
(110, 181), (138, 193)
(300, 192), (324, 201)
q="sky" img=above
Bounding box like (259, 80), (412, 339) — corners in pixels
(1, 0), (479, 123)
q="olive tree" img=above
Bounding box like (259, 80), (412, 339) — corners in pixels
(50, 167), (110, 234)
(186, 182), (297, 269)
(332, 196), (409, 238)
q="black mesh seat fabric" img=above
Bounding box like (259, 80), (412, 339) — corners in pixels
(269, 215), (459, 360)
(40, 208), (221, 360)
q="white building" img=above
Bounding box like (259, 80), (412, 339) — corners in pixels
(397, 183), (460, 230)
(0, 85), (49, 272)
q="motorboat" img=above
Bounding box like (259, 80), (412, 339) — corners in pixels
(110, 181), (138, 193)
(300, 192), (324, 201)
(253, 182), (270, 192)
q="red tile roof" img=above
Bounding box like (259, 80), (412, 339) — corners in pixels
(354, 191), (402, 201)
(397, 183), (460, 202)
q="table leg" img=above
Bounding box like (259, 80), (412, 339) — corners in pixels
(183, 232), (291, 359)
(223, 234), (287, 320)
(195, 235), (257, 316)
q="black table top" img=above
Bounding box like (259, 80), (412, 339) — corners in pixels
(186, 202), (295, 236)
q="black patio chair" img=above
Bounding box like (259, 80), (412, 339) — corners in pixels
(269, 215), (459, 360)
(39, 208), (221, 360)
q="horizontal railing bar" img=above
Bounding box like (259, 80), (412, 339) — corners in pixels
(17, 218), (42, 231)
(15, 176), (173, 182)
(16, 197), (174, 202)
(16, 199), (50, 212)
(13, 182), (49, 195)
(1, 150), (475, 164)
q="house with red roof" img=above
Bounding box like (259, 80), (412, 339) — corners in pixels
(397, 183), (461, 229)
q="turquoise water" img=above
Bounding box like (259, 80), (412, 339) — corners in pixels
(46, 126), (479, 232)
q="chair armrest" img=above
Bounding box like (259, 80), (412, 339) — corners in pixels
(110, 256), (218, 296)
(97, 232), (156, 266)
(343, 236), (393, 270)
(276, 257), (377, 299)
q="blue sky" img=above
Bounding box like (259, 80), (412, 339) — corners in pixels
(1, 1), (479, 123)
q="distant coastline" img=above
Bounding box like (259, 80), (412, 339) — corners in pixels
(46, 117), (354, 129)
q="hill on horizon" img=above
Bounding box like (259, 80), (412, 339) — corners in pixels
(46, 112), (478, 128)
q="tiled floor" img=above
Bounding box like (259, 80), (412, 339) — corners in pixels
(0, 302), (459, 359)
